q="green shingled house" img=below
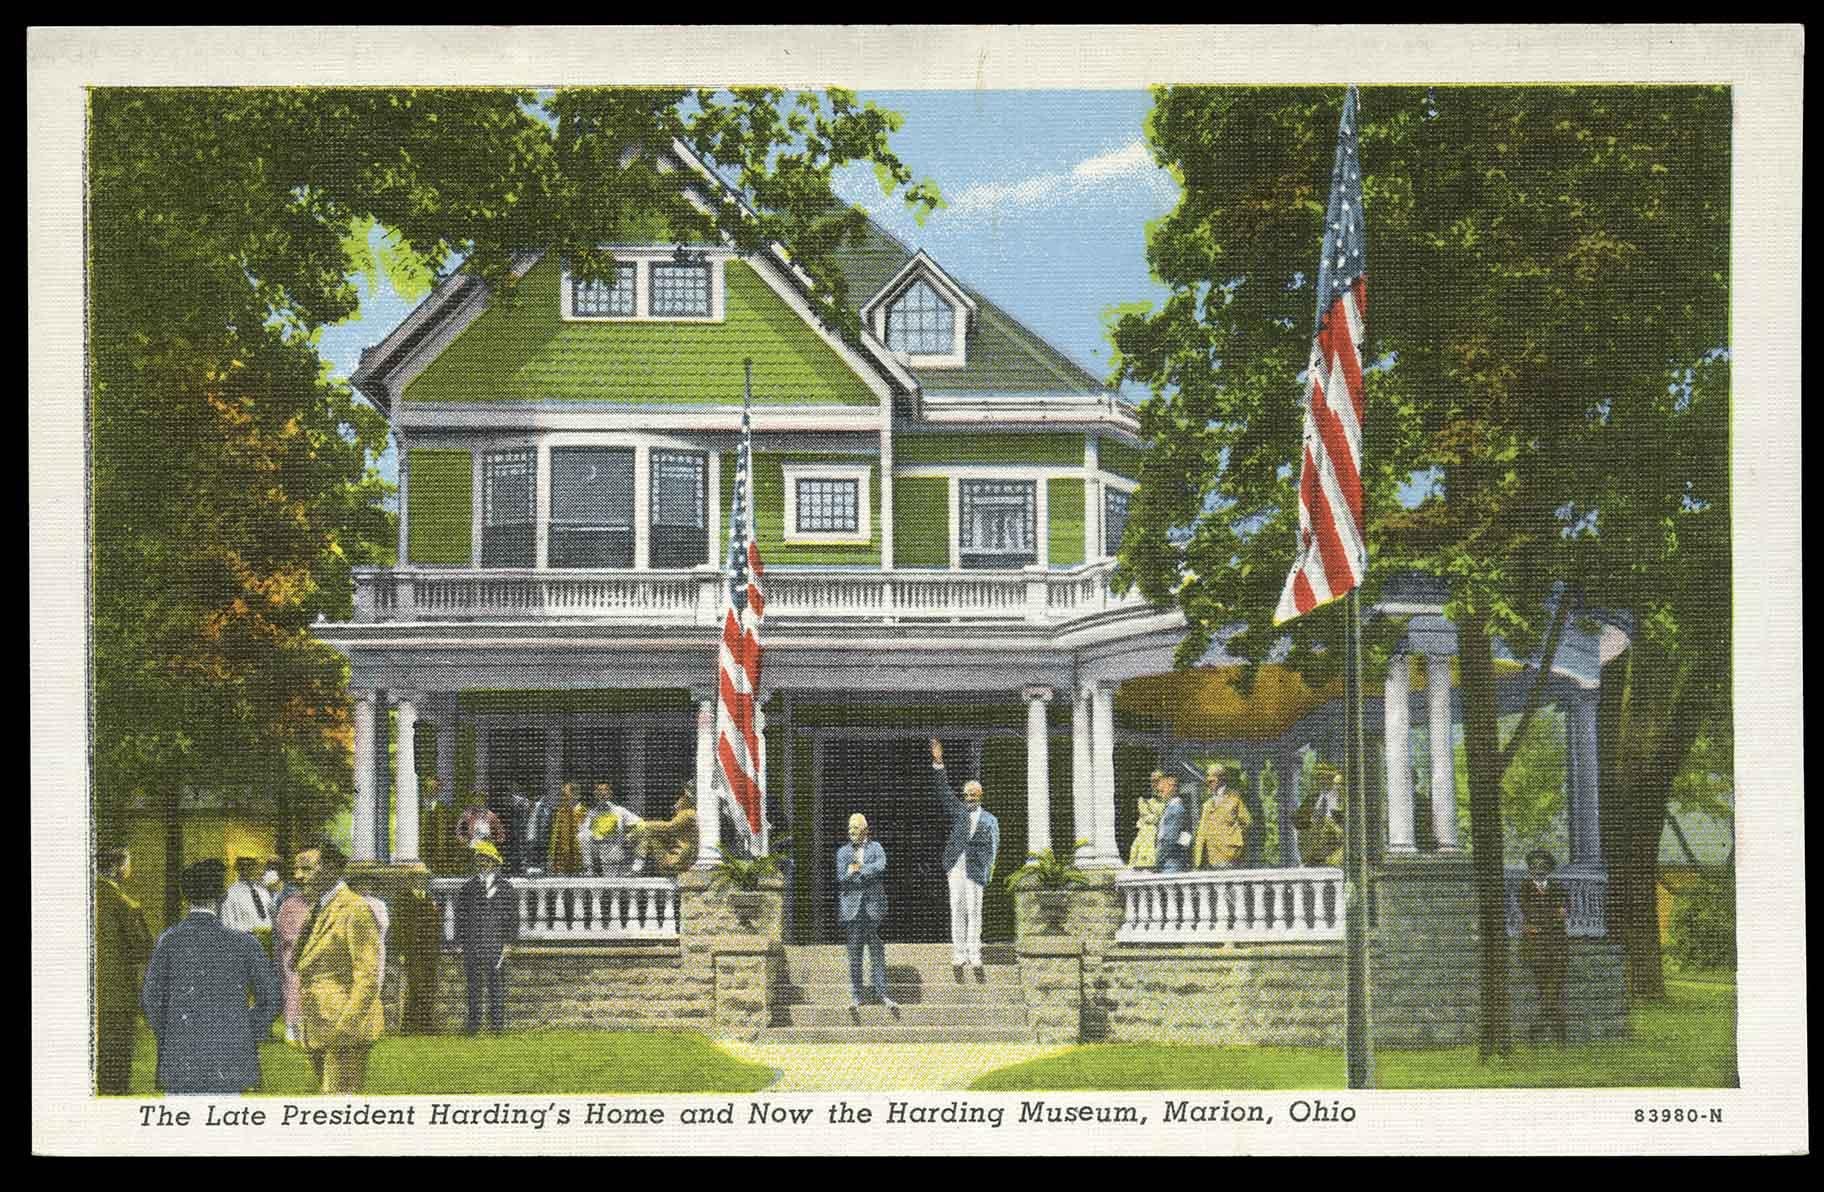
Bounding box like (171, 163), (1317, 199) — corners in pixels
(318, 139), (1180, 951)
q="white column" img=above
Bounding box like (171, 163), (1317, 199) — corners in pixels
(393, 693), (420, 863)
(693, 694), (718, 868)
(1023, 686), (1054, 855)
(351, 690), (378, 862)
(1384, 654), (1417, 854)
(1566, 689), (1603, 869)
(1427, 655), (1461, 851)
(435, 700), (457, 807)
(1086, 681), (1121, 868)
(534, 440), (552, 570)
(879, 426), (894, 569)
(1071, 685), (1093, 865)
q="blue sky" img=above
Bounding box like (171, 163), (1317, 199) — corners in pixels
(316, 91), (1178, 484)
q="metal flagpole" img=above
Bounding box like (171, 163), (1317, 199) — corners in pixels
(1342, 557), (1374, 1088)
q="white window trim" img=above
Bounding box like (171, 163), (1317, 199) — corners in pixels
(872, 271), (969, 369)
(782, 463), (872, 545)
(559, 250), (728, 324)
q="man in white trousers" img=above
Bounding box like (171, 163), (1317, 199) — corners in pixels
(929, 738), (1001, 983)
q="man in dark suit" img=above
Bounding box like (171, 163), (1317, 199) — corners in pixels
(456, 840), (517, 1034)
(139, 859), (281, 1094)
(929, 738), (1001, 983)
(1518, 847), (1572, 1044)
(835, 813), (897, 1015)
(94, 845), (152, 1095)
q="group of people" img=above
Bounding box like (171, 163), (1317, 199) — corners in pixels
(1128, 767), (1350, 871)
(836, 738), (1002, 1013)
(423, 780), (701, 879)
(94, 841), (391, 1097)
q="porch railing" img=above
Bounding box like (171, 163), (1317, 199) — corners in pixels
(1504, 868), (1608, 938)
(1115, 867), (1345, 944)
(352, 563), (1147, 627)
(428, 876), (681, 948)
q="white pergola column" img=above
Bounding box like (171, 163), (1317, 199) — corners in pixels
(351, 689), (378, 862)
(1023, 686), (1054, 855)
(1566, 689), (1604, 870)
(693, 693), (719, 868)
(1071, 685), (1094, 865)
(393, 692), (420, 863)
(1427, 655), (1462, 851)
(1384, 654), (1417, 854)
(435, 699), (458, 806)
(1086, 682), (1121, 868)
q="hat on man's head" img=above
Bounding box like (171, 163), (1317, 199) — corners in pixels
(180, 859), (228, 905)
(471, 840), (503, 865)
(1526, 848), (1557, 870)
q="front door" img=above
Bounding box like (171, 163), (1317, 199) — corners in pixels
(818, 736), (973, 943)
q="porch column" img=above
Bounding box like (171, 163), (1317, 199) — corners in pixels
(1427, 655), (1462, 851)
(693, 693), (719, 868)
(435, 699), (457, 806)
(1565, 688), (1604, 870)
(1071, 685), (1094, 865)
(1023, 686), (1053, 855)
(1086, 681), (1121, 868)
(393, 692), (420, 863)
(1384, 654), (1417, 854)
(351, 689), (378, 862)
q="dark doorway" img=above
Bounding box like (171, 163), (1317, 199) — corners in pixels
(818, 736), (973, 944)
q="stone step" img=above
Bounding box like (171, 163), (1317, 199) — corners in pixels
(774, 981), (1026, 1007)
(755, 1024), (1035, 1044)
(781, 1002), (1031, 1028)
(782, 948), (1020, 984)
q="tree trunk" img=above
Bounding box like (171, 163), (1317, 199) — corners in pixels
(162, 776), (184, 931)
(1457, 612), (1513, 1057)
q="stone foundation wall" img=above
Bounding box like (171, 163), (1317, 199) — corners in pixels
(1105, 944), (1347, 1045)
(1012, 875), (1121, 1041)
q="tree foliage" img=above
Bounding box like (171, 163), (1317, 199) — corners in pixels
(1112, 85), (1730, 1052)
(89, 87), (939, 921)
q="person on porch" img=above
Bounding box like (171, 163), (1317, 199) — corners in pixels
(1155, 776), (1192, 872)
(547, 782), (586, 876)
(1295, 774), (1346, 867)
(1518, 847), (1572, 1045)
(1193, 765), (1252, 868)
(1128, 773), (1168, 869)
(632, 783), (700, 876)
(929, 738), (1001, 982)
(580, 782), (645, 877)
(836, 812), (896, 1015)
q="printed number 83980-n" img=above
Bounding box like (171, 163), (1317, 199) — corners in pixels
(1634, 1108), (1724, 1124)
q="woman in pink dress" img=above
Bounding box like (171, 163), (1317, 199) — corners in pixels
(273, 886), (312, 1043)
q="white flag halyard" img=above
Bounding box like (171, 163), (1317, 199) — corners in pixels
(1277, 84), (1369, 626)
(715, 364), (767, 855)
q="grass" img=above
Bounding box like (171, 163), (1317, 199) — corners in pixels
(969, 977), (1738, 1091)
(125, 1027), (776, 1096)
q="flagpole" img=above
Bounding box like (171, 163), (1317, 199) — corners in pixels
(1342, 586), (1374, 1088)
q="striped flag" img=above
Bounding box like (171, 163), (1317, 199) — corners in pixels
(715, 364), (767, 853)
(1276, 85), (1369, 625)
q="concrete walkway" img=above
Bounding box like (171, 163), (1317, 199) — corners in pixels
(720, 1041), (1074, 1092)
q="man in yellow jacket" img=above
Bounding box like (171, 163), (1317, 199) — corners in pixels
(290, 841), (385, 1093)
(1193, 765), (1252, 868)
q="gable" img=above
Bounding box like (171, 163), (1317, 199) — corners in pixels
(403, 256), (879, 407)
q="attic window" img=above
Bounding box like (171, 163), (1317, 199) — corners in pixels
(886, 279), (955, 356)
(570, 267), (635, 318)
(650, 261), (711, 318)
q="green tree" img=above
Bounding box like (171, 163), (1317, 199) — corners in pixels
(1111, 85), (1728, 1056)
(89, 87), (939, 923)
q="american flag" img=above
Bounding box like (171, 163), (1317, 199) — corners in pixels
(716, 363), (767, 852)
(1276, 85), (1369, 625)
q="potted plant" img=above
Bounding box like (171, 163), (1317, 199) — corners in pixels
(1003, 841), (1092, 933)
(706, 844), (787, 931)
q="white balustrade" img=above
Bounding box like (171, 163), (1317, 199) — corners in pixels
(1115, 867), (1345, 944)
(1505, 868), (1608, 938)
(428, 876), (681, 948)
(352, 563), (1150, 627)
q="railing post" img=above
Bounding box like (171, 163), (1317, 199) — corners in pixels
(1024, 563), (1049, 625)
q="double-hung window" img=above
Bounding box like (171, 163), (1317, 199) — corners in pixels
(649, 261), (711, 318)
(959, 479), (1036, 569)
(1104, 486), (1131, 559)
(550, 448), (635, 568)
(481, 449), (537, 567)
(650, 450), (709, 568)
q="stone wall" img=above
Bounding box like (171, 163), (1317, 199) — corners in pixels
(1012, 875), (1122, 1041)
(1105, 943), (1348, 1045)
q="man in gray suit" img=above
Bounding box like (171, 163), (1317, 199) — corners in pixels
(1155, 776), (1192, 872)
(835, 813), (897, 1015)
(140, 859), (281, 1094)
(929, 738), (1001, 983)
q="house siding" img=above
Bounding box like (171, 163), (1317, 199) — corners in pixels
(406, 448), (473, 564)
(1047, 477), (1086, 567)
(1098, 436), (1145, 480)
(892, 475), (951, 568)
(896, 431), (1083, 467)
(722, 451), (883, 566)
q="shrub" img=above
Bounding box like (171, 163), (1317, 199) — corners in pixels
(1668, 874), (1736, 971)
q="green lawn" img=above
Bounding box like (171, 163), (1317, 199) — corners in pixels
(125, 1027), (776, 1096)
(969, 977), (1738, 1091)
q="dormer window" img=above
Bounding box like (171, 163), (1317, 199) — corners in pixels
(560, 251), (724, 322)
(886, 280), (954, 356)
(650, 261), (712, 318)
(570, 267), (636, 318)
